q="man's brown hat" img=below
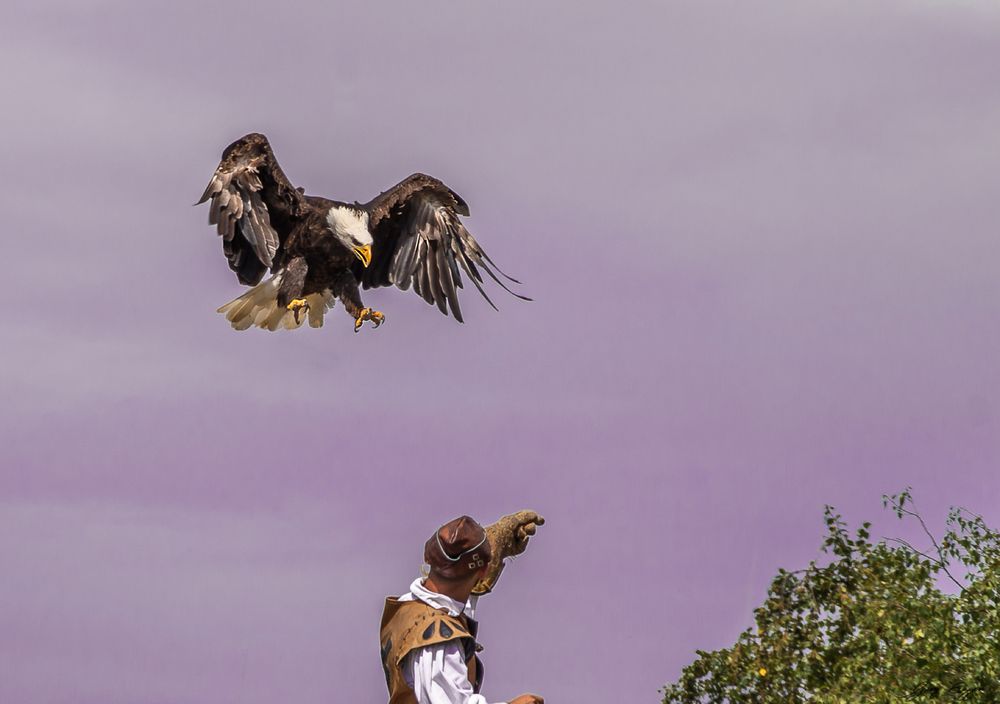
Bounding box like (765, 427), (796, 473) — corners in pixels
(424, 515), (492, 580)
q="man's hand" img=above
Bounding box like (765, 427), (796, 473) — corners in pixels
(495, 509), (545, 557)
(509, 694), (544, 704)
(472, 510), (545, 595)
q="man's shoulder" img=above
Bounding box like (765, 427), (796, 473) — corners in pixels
(382, 596), (472, 637)
(380, 597), (473, 664)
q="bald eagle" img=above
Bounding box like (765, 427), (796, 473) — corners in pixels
(198, 133), (528, 331)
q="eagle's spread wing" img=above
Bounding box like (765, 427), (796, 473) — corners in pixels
(197, 133), (307, 285)
(356, 173), (528, 323)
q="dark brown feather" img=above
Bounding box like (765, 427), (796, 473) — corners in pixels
(354, 174), (526, 321)
(198, 133), (307, 285)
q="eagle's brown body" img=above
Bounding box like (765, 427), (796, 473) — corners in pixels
(198, 133), (527, 331)
(275, 196), (359, 307)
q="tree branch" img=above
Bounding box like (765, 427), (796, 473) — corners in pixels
(884, 537), (963, 590)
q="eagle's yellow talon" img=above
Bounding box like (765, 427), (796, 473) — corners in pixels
(287, 298), (309, 325)
(354, 307), (370, 333)
(354, 307), (386, 333)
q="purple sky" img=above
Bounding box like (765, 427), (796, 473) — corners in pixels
(2, 1), (1000, 702)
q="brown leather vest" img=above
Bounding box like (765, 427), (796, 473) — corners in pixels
(379, 597), (484, 704)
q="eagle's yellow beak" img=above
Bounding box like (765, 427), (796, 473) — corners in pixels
(353, 244), (372, 268)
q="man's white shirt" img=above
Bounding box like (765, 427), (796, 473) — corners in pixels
(398, 578), (502, 704)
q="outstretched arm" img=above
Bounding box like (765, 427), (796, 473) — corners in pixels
(472, 510), (545, 596)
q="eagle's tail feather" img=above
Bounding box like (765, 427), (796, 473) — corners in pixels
(306, 293), (330, 328)
(217, 273), (336, 331)
(217, 271), (304, 331)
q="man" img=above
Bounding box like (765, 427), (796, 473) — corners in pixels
(380, 511), (546, 704)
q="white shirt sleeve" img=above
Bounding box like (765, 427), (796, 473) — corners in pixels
(403, 641), (499, 704)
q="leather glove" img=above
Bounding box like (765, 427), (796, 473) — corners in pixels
(472, 510), (545, 595)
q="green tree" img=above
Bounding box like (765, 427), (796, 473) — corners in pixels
(662, 490), (1000, 703)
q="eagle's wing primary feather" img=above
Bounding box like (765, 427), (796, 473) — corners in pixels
(197, 133), (306, 285)
(357, 173), (529, 323)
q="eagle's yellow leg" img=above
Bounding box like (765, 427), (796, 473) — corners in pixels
(354, 307), (386, 333)
(286, 298), (309, 325)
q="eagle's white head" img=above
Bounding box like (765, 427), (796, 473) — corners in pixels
(326, 205), (374, 267)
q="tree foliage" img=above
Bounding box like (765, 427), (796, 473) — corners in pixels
(661, 490), (1000, 703)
